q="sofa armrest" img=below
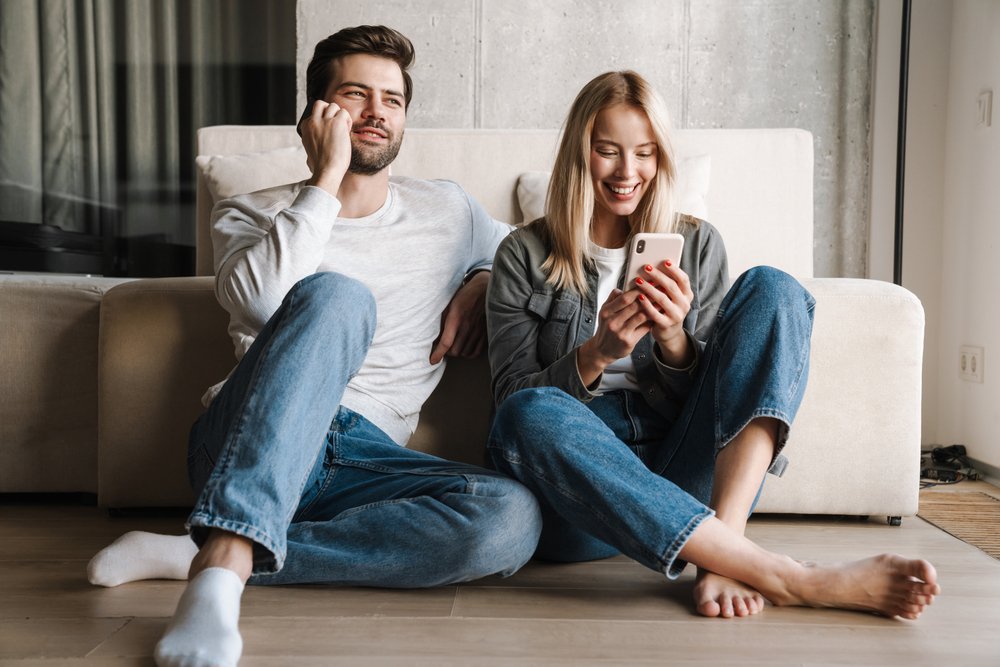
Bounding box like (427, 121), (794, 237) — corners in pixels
(755, 278), (924, 517)
(1, 275), (130, 493)
(98, 277), (233, 508)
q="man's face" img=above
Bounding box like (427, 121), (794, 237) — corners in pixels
(324, 53), (407, 175)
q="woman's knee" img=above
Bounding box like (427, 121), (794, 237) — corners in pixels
(734, 266), (814, 312)
(490, 387), (579, 458)
(495, 387), (576, 429)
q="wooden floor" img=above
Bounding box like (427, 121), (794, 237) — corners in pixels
(2, 482), (999, 666)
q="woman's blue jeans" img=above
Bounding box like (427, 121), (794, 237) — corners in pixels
(186, 272), (542, 587)
(487, 266), (815, 579)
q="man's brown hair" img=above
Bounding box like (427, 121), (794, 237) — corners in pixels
(298, 25), (415, 131)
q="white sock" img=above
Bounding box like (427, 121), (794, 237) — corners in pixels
(154, 567), (245, 667)
(87, 531), (198, 587)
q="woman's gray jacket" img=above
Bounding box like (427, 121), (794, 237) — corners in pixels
(486, 215), (730, 421)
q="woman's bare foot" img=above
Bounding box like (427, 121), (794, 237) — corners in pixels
(694, 569), (765, 618)
(774, 554), (940, 619)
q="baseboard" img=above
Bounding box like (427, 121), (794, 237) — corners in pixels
(969, 456), (1000, 486)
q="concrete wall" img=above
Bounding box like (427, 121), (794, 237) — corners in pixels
(297, 0), (874, 278)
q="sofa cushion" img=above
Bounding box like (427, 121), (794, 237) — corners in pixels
(516, 153), (711, 224)
(196, 146), (311, 203)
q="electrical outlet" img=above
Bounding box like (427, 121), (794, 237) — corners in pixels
(960, 345), (984, 383)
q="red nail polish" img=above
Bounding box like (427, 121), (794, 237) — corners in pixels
(639, 294), (646, 301)
(635, 277), (644, 285)
(644, 264), (653, 272)
(664, 260), (672, 267)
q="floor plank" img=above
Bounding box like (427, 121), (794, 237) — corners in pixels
(3, 482), (999, 666)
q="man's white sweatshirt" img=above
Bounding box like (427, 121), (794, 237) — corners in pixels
(207, 176), (510, 445)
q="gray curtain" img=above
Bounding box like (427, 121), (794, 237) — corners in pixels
(0, 0), (293, 252)
(0, 0), (115, 234)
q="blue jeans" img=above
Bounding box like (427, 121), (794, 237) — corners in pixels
(487, 266), (815, 578)
(186, 272), (542, 587)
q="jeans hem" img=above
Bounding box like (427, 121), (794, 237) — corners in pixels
(186, 512), (283, 574)
(661, 507), (714, 580)
(718, 407), (793, 477)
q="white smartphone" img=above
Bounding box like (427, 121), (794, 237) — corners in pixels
(623, 232), (685, 291)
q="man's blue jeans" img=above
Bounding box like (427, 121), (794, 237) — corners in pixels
(487, 266), (815, 579)
(186, 272), (542, 587)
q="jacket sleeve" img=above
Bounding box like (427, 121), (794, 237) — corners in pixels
(486, 233), (597, 407)
(212, 185), (342, 331)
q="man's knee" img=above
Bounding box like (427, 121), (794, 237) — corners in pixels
(281, 272), (377, 349)
(288, 272), (376, 325)
(470, 477), (542, 575)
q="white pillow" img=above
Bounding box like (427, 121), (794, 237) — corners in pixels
(196, 145), (312, 203)
(516, 153), (711, 223)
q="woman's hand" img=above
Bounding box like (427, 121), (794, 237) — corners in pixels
(577, 288), (651, 386)
(300, 100), (353, 196)
(632, 260), (695, 367)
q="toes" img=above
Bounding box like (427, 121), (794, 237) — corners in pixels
(732, 596), (749, 617)
(900, 557), (938, 587)
(719, 596), (735, 618)
(697, 599), (722, 618)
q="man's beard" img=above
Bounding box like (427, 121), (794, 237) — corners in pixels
(348, 122), (403, 175)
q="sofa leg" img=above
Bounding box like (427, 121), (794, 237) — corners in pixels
(887, 516), (902, 527)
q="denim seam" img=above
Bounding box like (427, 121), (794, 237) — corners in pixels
(782, 307), (813, 407)
(621, 391), (640, 442)
(295, 435), (339, 520)
(191, 300), (292, 566)
(329, 494), (442, 522)
(333, 457), (476, 482)
(193, 283), (318, 567)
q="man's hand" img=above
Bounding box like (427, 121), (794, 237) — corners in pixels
(430, 272), (490, 365)
(300, 100), (353, 196)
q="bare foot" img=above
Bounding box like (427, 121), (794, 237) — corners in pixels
(777, 554), (940, 619)
(694, 568), (765, 618)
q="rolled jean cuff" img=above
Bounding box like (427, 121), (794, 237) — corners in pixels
(718, 407), (793, 478)
(661, 507), (715, 580)
(187, 512), (284, 574)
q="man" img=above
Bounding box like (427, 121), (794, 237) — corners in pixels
(88, 25), (542, 667)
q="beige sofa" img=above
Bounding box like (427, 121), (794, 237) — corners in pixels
(0, 126), (924, 523)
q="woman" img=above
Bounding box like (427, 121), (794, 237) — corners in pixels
(486, 70), (939, 619)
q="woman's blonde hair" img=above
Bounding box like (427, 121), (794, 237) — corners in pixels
(542, 70), (679, 294)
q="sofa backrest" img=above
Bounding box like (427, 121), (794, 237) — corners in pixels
(195, 126), (814, 280)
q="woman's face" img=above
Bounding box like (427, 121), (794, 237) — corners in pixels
(589, 103), (659, 232)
